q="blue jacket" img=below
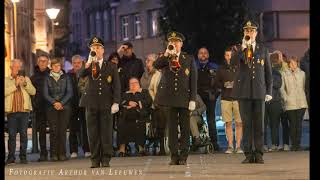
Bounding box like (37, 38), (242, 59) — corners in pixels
(43, 72), (73, 108)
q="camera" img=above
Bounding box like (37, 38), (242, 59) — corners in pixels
(17, 70), (26, 77)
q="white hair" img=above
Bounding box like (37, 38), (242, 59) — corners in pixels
(71, 54), (83, 62)
(146, 53), (158, 61)
(10, 59), (23, 68)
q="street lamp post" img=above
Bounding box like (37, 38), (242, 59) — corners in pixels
(11, 0), (20, 58)
(46, 8), (60, 57)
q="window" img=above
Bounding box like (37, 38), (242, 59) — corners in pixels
(134, 14), (142, 39)
(89, 13), (95, 37)
(121, 16), (129, 41)
(103, 10), (110, 41)
(148, 10), (159, 37)
(96, 12), (101, 37)
(262, 12), (276, 41)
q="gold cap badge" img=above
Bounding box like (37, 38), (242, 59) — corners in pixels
(171, 32), (176, 37)
(93, 37), (98, 43)
(246, 21), (252, 27)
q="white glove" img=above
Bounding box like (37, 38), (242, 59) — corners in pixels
(265, 95), (273, 102)
(188, 101), (196, 111)
(111, 103), (119, 114)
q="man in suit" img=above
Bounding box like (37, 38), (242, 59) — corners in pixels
(153, 31), (197, 165)
(79, 36), (121, 168)
(231, 21), (273, 164)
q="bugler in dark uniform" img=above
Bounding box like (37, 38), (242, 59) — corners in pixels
(79, 36), (121, 168)
(154, 31), (197, 165)
(231, 20), (273, 164)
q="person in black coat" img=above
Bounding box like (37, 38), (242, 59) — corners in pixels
(30, 53), (50, 162)
(118, 77), (152, 156)
(195, 47), (220, 151)
(264, 56), (283, 151)
(43, 58), (73, 161)
(79, 36), (121, 168)
(231, 20), (273, 164)
(153, 31), (197, 165)
(117, 42), (145, 93)
(67, 55), (90, 158)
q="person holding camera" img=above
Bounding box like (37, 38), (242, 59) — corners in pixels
(117, 42), (144, 93)
(79, 36), (121, 168)
(5, 59), (36, 165)
(231, 20), (273, 164)
(153, 31), (197, 165)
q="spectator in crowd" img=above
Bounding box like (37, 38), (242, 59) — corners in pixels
(43, 58), (73, 161)
(148, 67), (165, 155)
(68, 55), (91, 158)
(5, 59), (36, 165)
(272, 50), (290, 151)
(108, 52), (121, 65)
(117, 42), (145, 93)
(118, 77), (152, 156)
(190, 94), (207, 147)
(263, 52), (283, 152)
(215, 48), (243, 154)
(30, 53), (50, 162)
(299, 48), (310, 115)
(140, 53), (159, 90)
(280, 56), (308, 151)
(195, 47), (220, 151)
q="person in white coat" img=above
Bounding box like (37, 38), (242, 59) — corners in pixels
(280, 56), (308, 151)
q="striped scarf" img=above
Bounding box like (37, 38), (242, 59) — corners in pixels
(12, 83), (24, 112)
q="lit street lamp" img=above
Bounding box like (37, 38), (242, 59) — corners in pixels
(11, 0), (20, 58)
(46, 8), (60, 56)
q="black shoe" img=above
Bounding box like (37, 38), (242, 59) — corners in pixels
(50, 156), (58, 162)
(20, 159), (28, 164)
(255, 156), (264, 164)
(119, 152), (125, 157)
(38, 155), (48, 162)
(90, 162), (100, 168)
(241, 157), (255, 164)
(169, 159), (179, 165)
(5, 158), (15, 165)
(101, 161), (110, 167)
(179, 160), (187, 165)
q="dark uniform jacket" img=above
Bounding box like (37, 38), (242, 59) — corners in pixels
(67, 69), (81, 108)
(195, 60), (219, 101)
(30, 66), (50, 110)
(215, 62), (239, 101)
(231, 43), (273, 100)
(270, 66), (282, 102)
(153, 52), (197, 108)
(118, 53), (145, 93)
(43, 73), (73, 108)
(79, 60), (121, 109)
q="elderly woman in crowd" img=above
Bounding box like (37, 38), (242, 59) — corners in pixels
(43, 58), (73, 161)
(280, 56), (308, 151)
(118, 77), (152, 156)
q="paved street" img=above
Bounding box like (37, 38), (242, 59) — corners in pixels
(5, 151), (309, 180)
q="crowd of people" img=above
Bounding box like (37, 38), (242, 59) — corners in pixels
(5, 23), (309, 166)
